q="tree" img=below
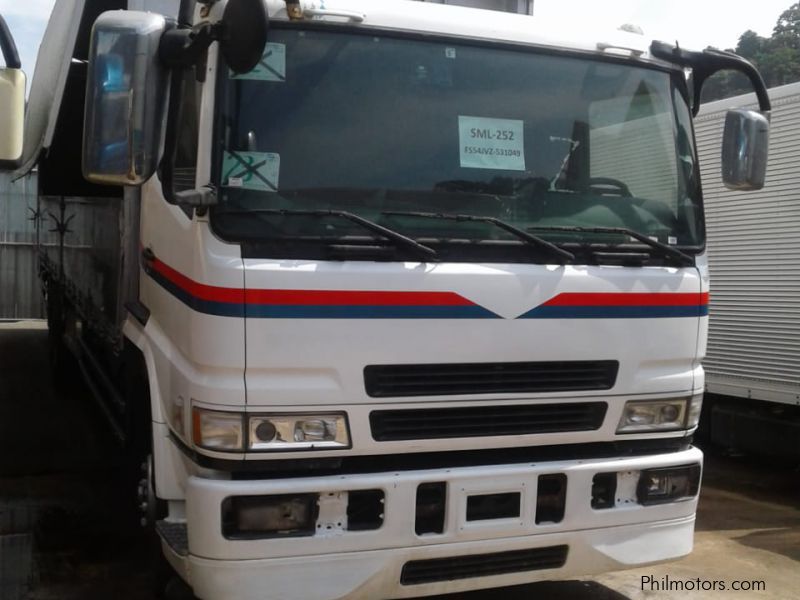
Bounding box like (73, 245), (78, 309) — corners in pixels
(736, 30), (766, 60)
(701, 3), (800, 102)
(773, 2), (800, 48)
(759, 45), (800, 86)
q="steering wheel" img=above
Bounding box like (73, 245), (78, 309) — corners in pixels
(588, 177), (632, 197)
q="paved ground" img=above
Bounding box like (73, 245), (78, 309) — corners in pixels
(1, 322), (799, 599)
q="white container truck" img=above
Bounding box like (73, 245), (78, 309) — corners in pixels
(697, 83), (800, 460)
(0, 1), (773, 598)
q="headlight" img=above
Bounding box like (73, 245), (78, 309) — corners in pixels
(193, 408), (245, 451)
(248, 414), (350, 450)
(191, 407), (350, 452)
(617, 398), (689, 433)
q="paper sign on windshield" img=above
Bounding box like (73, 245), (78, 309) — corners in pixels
(222, 151), (280, 191)
(231, 43), (286, 81)
(459, 116), (525, 171)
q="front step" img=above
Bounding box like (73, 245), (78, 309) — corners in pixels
(156, 520), (188, 557)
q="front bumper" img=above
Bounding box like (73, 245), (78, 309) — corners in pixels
(168, 446), (702, 600)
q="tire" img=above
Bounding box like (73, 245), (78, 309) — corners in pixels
(121, 345), (179, 598)
(122, 345), (155, 470)
(162, 573), (199, 600)
(121, 345), (167, 524)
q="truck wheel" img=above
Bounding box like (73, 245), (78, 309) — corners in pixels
(162, 574), (199, 600)
(120, 347), (190, 598)
(123, 347), (167, 525)
(138, 454), (166, 529)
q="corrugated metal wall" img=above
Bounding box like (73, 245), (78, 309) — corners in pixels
(591, 113), (679, 209)
(0, 172), (42, 320)
(696, 82), (800, 405)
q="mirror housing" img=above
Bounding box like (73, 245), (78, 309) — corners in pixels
(651, 42), (771, 193)
(82, 11), (169, 186)
(159, 0), (268, 74)
(0, 67), (25, 167)
(0, 15), (25, 167)
(721, 109), (770, 191)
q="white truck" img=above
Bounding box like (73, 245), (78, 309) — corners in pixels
(696, 82), (800, 460)
(0, 1), (772, 599)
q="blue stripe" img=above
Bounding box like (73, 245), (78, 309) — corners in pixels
(146, 266), (245, 318)
(519, 305), (709, 319)
(147, 264), (708, 320)
(146, 267), (499, 319)
(244, 305), (499, 319)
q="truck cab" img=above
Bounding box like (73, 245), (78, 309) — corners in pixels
(0, 1), (771, 598)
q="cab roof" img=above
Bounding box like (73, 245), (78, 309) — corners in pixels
(264, 0), (655, 60)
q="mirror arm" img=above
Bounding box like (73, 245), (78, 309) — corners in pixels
(158, 0), (268, 207)
(159, 22), (221, 69)
(174, 185), (217, 206)
(650, 41), (771, 117)
(0, 15), (21, 69)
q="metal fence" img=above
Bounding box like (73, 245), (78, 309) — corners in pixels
(0, 172), (41, 319)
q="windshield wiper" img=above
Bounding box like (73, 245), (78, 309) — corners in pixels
(383, 211), (575, 263)
(527, 225), (694, 266)
(214, 208), (437, 259)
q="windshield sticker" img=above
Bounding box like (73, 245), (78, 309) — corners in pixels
(222, 151), (280, 191)
(458, 116), (525, 171)
(231, 43), (286, 81)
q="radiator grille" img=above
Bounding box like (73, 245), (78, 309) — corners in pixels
(400, 545), (569, 585)
(370, 402), (607, 441)
(364, 360), (618, 398)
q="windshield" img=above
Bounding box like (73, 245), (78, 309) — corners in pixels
(211, 27), (702, 262)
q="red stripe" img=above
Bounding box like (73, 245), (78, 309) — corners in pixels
(150, 258), (475, 307)
(151, 255), (707, 310)
(543, 292), (709, 307)
(150, 258), (245, 303)
(245, 289), (475, 306)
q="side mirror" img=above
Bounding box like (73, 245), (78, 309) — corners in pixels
(83, 11), (169, 186)
(721, 109), (769, 191)
(0, 15), (25, 167)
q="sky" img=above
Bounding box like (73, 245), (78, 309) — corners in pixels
(0, 0), (55, 79)
(0, 0), (795, 80)
(535, 0), (793, 50)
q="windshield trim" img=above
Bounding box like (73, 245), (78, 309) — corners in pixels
(209, 22), (705, 261)
(234, 235), (702, 266)
(265, 19), (684, 76)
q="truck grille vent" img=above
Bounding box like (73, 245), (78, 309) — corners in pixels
(370, 402), (607, 441)
(400, 545), (569, 585)
(364, 360), (618, 397)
